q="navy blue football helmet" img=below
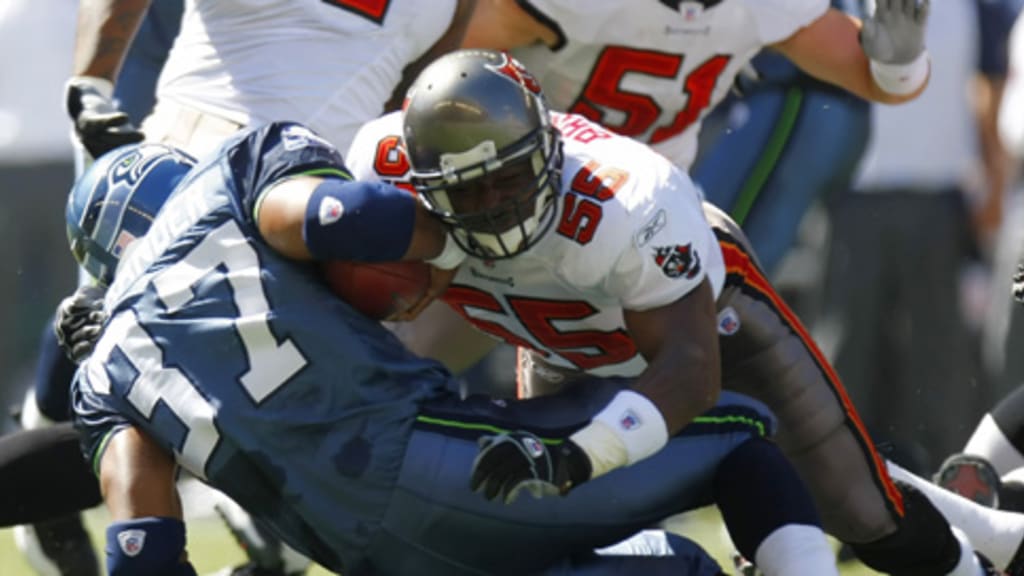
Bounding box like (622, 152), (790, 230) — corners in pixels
(66, 143), (196, 286)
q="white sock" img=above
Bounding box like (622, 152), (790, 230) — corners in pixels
(964, 414), (1024, 477)
(753, 524), (838, 576)
(888, 460), (1024, 569)
(19, 389), (54, 431)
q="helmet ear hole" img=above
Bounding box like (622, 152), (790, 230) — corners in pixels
(65, 143), (195, 285)
(403, 50), (561, 259)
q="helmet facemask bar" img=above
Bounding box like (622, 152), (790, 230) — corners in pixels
(412, 125), (563, 260)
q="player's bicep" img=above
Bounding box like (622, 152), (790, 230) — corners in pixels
(258, 176), (446, 263)
(623, 277), (717, 363)
(255, 176), (324, 261)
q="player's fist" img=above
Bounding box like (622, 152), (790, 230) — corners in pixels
(469, 431), (591, 504)
(65, 76), (145, 159)
(54, 284), (107, 364)
(387, 265), (459, 322)
(860, 0), (929, 64)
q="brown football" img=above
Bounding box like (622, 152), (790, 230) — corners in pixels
(321, 260), (431, 320)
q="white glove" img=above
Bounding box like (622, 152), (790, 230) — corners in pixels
(860, 0), (930, 64)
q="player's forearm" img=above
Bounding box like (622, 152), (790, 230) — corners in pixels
(568, 281), (721, 480)
(99, 426), (180, 521)
(773, 10), (927, 105)
(623, 278), (721, 433)
(566, 346), (720, 481)
(73, 0), (151, 81)
(258, 175), (450, 263)
(632, 339), (721, 434)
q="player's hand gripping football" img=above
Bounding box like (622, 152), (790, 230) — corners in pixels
(860, 0), (930, 64)
(470, 431), (592, 504)
(66, 76), (145, 159)
(386, 264), (459, 322)
(54, 284), (108, 364)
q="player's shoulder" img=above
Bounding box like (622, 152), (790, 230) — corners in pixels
(552, 112), (702, 253)
(553, 112), (680, 209)
(223, 121), (348, 206)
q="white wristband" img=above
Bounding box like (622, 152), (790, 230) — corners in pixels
(66, 75), (116, 100)
(426, 231), (467, 270)
(870, 51), (930, 96)
(569, 390), (669, 479)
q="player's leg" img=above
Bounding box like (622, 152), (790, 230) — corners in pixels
(25, 321), (79, 425)
(693, 71), (870, 278)
(97, 426), (198, 576)
(703, 202), (1003, 575)
(0, 423), (100, 527)
(370, 385), (837, 575)
(12, 322), (100, 576)
(935, 385), (1024, 520)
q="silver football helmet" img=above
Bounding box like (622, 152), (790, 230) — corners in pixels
(403, 50), (562, 259)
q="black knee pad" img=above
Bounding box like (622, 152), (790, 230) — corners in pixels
(850, 481), (961, 576)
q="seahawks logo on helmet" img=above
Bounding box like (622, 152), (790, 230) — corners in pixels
(66, 143), (196, 286)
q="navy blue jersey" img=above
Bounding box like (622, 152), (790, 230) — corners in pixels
(73, 122), (454, 568)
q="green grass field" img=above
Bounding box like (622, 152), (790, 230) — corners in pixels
(0, 506), (882, 575)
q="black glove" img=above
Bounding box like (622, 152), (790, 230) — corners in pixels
(65, 76), (145, 159)
(1014, 263), (1024, 305)
(54, 285), (108, 364)
(470, 431), (591, 504)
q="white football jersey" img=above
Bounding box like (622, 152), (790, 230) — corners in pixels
(156, 0), (456, 150)
(512, 0), (828, 168)
(347, 111), (726, 377)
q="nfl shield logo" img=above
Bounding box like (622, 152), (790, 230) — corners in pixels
(717, 307), (741, 336)
(522, 436), (545, 458)
(117, 529), (147, 557)
(619, 410), (642, 430)
(318, 197), (344, 225)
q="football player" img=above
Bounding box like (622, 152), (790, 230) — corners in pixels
(64, 123), (839, 575)
(453, 0), (921, 278)
(344, 49), (1022, 576)
(32, 1), (477, 574)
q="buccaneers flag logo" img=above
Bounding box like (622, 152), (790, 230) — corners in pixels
(653, 244), (702, 279)
(487, 52), (542, 95)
